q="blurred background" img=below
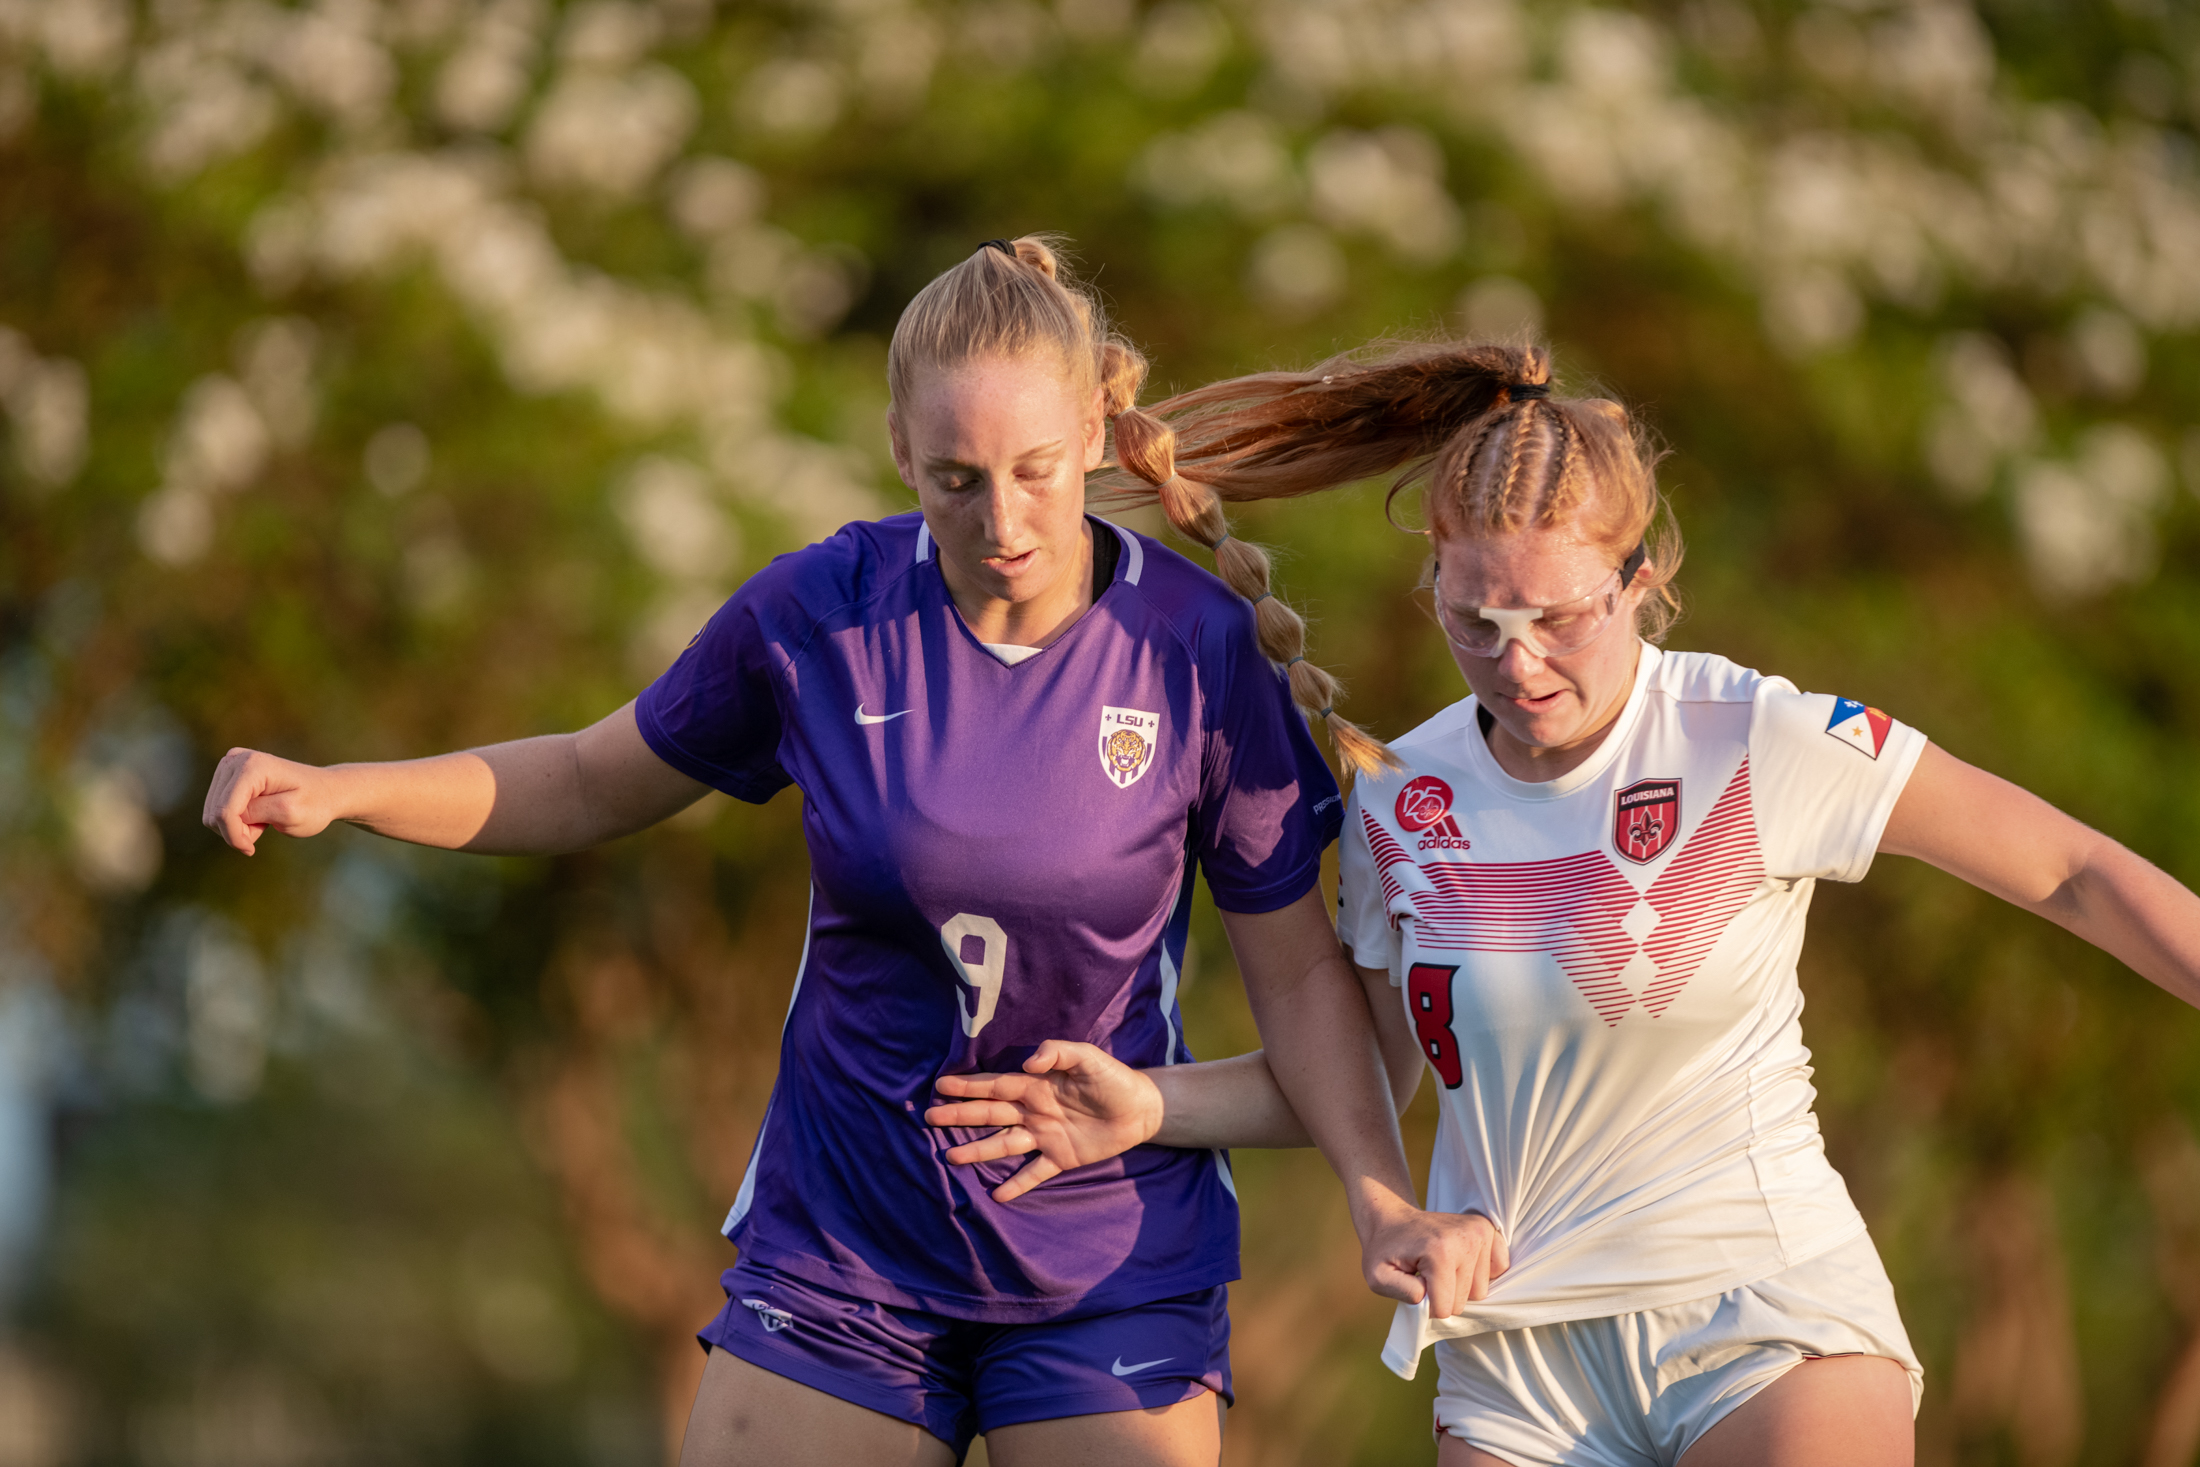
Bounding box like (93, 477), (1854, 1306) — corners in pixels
(3, 0), (2200, 1462)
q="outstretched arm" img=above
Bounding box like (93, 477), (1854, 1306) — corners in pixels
(1134, 957), (1424, 1148)
(932, 890), (1507, 1315)
(928, 940), (1427, 1167)
(201, 700), (709, 857)
(928, 995), (1415, 1182)
(1880, 743), (2200, 1005)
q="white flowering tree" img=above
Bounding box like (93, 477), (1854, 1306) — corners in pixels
(2, 1), (2198, 1463)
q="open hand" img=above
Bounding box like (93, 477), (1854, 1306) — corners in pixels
(202, 748), (338, 855)
(925, 1039), (1165, 1202)
(1358, 1200), (1509, 1319)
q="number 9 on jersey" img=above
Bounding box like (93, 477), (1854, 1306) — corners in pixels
(941, 914), (1007, 1039)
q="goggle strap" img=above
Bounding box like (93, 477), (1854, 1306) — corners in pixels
(1621, 542), (1647, 585)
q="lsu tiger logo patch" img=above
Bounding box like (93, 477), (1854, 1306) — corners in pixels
(1098, 706), (1159, 788)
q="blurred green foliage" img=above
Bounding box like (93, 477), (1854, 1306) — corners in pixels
(4, 0), (2200, 1463)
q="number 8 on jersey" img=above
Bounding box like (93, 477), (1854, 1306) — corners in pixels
(1407, 962), (1464, 1089)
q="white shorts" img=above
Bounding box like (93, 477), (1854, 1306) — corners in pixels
(1434, 1231), (1922, 1467)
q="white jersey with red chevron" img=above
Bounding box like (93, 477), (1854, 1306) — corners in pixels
(1338, 645), (1926, 1377)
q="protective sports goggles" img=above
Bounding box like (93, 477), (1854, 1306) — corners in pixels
(1433, 544), (1647, 659)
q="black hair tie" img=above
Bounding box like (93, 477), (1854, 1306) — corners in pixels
(981, 239), (1016, 259)
(1508, 381), (1552, 402)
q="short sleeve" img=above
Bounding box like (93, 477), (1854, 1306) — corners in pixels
(1749, 682), (1927, 883)
(1336, 783), (1403, 984)
(634, 578), (794, 804)
(1190, 607), (1344, 914)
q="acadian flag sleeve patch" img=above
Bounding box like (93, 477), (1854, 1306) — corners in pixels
(1824, 697), (1894, 759)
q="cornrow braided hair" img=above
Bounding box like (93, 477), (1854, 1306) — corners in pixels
(1090, 340), (1685, 766)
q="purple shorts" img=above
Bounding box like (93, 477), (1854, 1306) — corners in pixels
(698, 1257), (1232, 1457)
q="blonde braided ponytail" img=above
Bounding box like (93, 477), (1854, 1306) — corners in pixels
(1103, 354), (1398, 776)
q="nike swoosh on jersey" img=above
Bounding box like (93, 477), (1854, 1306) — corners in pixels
(854, 706), (912, 725)
(1110, 1355), (1173, 1377)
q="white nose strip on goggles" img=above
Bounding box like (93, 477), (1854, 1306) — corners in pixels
(1476, 605), (1547, 658)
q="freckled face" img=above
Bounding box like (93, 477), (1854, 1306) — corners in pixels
(1433, 525), (1648, 761)
(889, 355), (1105, 614)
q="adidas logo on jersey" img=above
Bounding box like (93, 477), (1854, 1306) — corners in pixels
(1396, 776), (1471, 853)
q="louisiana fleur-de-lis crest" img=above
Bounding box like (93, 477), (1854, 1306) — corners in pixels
(1613, 778), (1681, 864)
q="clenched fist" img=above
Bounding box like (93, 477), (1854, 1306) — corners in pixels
(201, 748), (340, 855)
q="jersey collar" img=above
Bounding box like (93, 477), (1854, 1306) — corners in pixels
(1460, 642), (1661, 802)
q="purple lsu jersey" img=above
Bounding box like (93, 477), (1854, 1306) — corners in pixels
(636, 512), (1344, 1322)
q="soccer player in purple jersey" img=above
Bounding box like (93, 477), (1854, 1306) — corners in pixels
(201, 239), (1493, 1466)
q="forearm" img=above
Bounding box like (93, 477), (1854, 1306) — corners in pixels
(1222, 893), (1422, 1232)
(331, 735), (595, 853)
(1250, 950), (1422, 1229)
(1145, 970), (1425, 1152)
(1354, 959), (1429, 1114)
(208, 702), (705, 858)
(1148, 1051), (1313, 1149)
(2031, 841), (2200, 1007)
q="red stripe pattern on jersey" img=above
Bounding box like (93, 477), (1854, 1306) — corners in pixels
(1365, 763), (1765, 1026)
(1637, 767), (1763, 1016)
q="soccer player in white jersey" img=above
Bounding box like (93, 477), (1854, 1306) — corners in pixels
(927, 340), (2200, 1465)
(199, 246), (1494, 1467)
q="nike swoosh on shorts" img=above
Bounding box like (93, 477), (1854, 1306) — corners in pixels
(1111, 1355), (1173, 1377)
(854, 706), (912, 725)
